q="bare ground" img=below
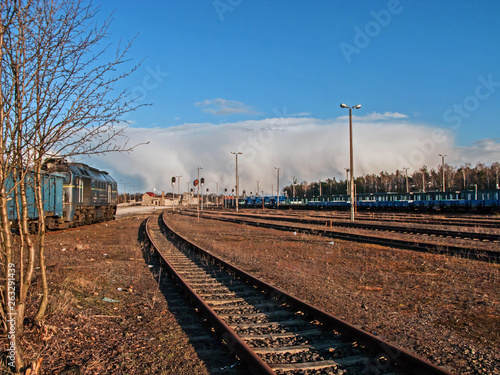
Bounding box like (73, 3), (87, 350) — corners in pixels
(1, 213), (211, 374)
(164, 211), (500, 375)
(1, 207), (499, 374)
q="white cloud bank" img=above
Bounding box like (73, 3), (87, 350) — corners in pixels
(89, 114), (500, 194)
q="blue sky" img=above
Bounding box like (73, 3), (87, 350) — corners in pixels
(89, 1), (500, 193)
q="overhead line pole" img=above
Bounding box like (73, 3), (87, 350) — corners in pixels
(275, 167), (281, 208)
(231, 152), (242, 212)
(340, 103), (362, 221)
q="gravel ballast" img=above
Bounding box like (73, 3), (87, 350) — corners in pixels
(165, 211), (500, 375)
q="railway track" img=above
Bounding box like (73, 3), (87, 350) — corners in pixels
(181, 210), (500, 263)
(144, 211), (453, 375)
(324, 214), (499, 229)
(239, 209), (500, 229)
(216, 211), (500, 243)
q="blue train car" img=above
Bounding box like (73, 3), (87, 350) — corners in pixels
(5, 159), (118, 230)
(6, 171), (64, 229)
(46, 159), (118, 227)
(299, 189), (500, 211)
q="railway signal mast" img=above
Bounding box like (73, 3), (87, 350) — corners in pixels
(171, 176), (176, 211)
(195, 167), (202, 220)
(340, 103), (362, 221)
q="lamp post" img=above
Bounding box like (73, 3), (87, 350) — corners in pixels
(119, 180), (128, 204)
(231, 152), (242, 212)
(403, 167), (409, 193)
(129, 185), (136, 202)
(275, 167), (281, 208)
(215, 181), (219, 207)
(340, 103), (362, 221)
(344, 168), (350, 194)
(176, 175), (182, 196)
(439, 154), (447, 192)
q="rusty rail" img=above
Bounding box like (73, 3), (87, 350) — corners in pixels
(150, 212), (454, 375)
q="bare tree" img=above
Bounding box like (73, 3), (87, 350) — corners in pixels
(492, 162), (500, 189)
(1, 0), (144, 371)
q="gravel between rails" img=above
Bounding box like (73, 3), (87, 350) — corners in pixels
(193, 210), (500, 253)
(164, 212), (500, 375)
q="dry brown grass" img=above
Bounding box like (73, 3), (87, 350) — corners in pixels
(165, 212), (500, 375)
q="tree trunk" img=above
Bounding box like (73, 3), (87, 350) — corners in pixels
(34, 169), (48, 324)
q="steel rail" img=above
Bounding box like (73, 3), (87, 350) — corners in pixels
(158, 212), (454, 375)
(220, 207), (500, 228)
(351, 215), (500, 228)
(274, 205), (500, 224)
(144, 215), (276, 375)
(181, 211), (500, 263)
(194, 207), (500, 228)
(217, 212), (500, 242)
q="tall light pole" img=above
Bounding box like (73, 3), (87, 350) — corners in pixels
(340, 103), (362, 221)
(275, 167), (281, 207)
(215, 181), (219, 207)
(256, 181), (260, 197)
(291, 177), (296, 199)
(439, 154), (447, 192)
(119, 180), (128, 204)
(344, 168), (350, 194)
(129, 185), (137, 202)
(231, 152), (242, 212)
(403, 167), (409, 193)
(176, 175), (182, 196)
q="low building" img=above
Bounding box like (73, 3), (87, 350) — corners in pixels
(142, 192), (162, 206)
(142, 191), (182, 207)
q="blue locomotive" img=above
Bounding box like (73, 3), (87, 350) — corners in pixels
(7, 159), (118, 229)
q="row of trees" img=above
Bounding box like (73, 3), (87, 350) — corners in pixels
(284, 162), (500, 198)
(1, 1), (138, 372)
